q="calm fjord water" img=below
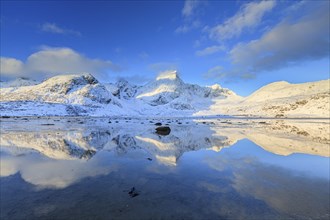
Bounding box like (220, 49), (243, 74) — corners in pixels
(0, 117), (329, 220)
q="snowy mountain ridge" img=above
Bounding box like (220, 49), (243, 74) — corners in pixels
(196, 79), (330, 118)
(0, 77), (39, 88)
(0, 71), (329, 118)
(0, 73), (118, 106)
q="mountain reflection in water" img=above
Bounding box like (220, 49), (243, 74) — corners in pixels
(0, 118), (329, 220)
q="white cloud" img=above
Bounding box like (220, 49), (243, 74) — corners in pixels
(175, 20), (201, 34)
(0, 58), (24, 77)
(195, 45), (225, 56)
(229, 1), (330, 73)
(176, 0), (204, 34)
(0, 47), (121, 80)
(203, 66), (226, 79)
(0, 151), (118, 189)
(203, 65), (255, 81)
(182, 0), (201, 18)
(209, 0), (276, 41)
(41, 23), (81, 36)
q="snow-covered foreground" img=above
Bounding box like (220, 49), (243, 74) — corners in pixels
(0, 71), (329, 118)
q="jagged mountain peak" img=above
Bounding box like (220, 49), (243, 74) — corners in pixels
(113, 78), (138, 99)
(208, 84), (222, 90)
(156, 70), (181, 81)
(135, 70), (185, 105)
(116, 78), (130, 86)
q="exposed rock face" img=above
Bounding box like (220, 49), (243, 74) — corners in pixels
(115, 79), (139, 99)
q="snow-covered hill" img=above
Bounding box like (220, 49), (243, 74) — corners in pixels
(0, 71), (328, 117)
(0, 73), (118, 105)
(0, 77), (39, 88)
(196, 80), (330, 118)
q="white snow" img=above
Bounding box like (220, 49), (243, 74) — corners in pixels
(0, 71), (329, 118)
(0, 77), (39, 88)
(195, 79), (330, 118)
(156, 70), (179, 81)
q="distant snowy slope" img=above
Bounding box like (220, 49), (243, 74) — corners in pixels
(245, 80), (328, 102)
(196, 79), (330, 118)
(0, 77), (39, 88)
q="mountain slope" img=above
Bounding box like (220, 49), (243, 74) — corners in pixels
(0, 73), (118, 106)
(0, 77), (39, 88)
(0, 72), (328, 117)
(196, 79), (330, 118)
(135, 70), (240, 110)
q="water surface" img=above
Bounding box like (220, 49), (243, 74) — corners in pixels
(1, 117), (329, 220)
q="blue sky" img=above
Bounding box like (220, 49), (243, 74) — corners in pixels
(0, 0), (329, 96)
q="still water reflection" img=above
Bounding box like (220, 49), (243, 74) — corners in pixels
(0, 118), (329, 220)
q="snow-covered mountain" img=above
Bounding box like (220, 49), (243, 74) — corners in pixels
(135, 70), (238, 110)
(105, 79), (139, 100)
(0, 77), (39, 88)
(0, 71), (328, 117)
(196, 79), (330, 118)
(0, 73), (118, 105)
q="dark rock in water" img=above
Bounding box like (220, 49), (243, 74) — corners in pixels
(128, 187), (139, 198)
(154, 122), (162, 126)
(155, 126), (171, 136)
(147, 157), (152, 161)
